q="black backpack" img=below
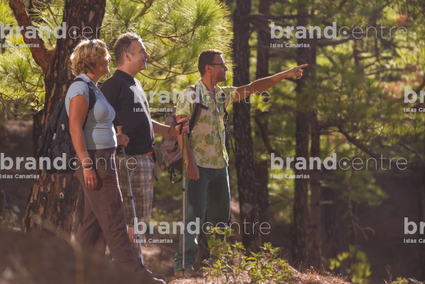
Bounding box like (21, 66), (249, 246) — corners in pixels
(38, 78), (96, 173)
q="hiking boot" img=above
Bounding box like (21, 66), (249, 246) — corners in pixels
(138, 267), (165, 284)
(174, 267), (203, 278)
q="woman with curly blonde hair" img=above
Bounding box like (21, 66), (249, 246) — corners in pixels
(65, 39), (163, 284)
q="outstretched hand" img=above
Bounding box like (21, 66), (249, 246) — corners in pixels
(289, 64), (308, 79)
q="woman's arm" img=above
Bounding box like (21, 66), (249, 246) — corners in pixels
(69, 95), (98, 189)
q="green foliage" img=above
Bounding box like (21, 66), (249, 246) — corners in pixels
(102, 0), (233, 92)
(0, 0), (61, 118)
(0, 0), (233, 119)
(330, 245), (371, 284)
(203, 226), (293, 283)
(249, 0), (425, 235)
(0, 0), (15, 25)
(0, 40), (44, 118)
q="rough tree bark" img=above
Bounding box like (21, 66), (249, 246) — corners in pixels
(253, 160), (269, 245)
(291, 3), (311, 269)
(322, 183), (339, 272)
(254, 0), (270, 246)
(9, 0), (106, 235)
(292, 88), (310, 268)
(309, 110), (321, 269)
(419, 174), (425, 279)
(255, 0), (270, 81)
(308, 33), (321, 269)
(233, 0), (260, 252)
(0, 170), (4, 212)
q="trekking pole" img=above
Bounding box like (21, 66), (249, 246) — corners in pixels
(116, 126), (145, 265)
(182, 130), (186, 276)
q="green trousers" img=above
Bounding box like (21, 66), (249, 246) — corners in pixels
(174, 166), (230, 272)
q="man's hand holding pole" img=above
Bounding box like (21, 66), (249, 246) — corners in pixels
(173, 117), (190, 136)
(116, 129), (130, 147)
(176, 115), (199, 181)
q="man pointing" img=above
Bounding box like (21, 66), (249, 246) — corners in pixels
(174, 48), (307, 277)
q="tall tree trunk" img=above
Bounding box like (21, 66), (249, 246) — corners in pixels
(291, 3), (311, 269)
(0, 170), (4, 212)
(308, 31), (321, 269)
(233, 0), (260, 252)
(33, 111), (43, 157)
(419, 173), (425, 279)
(309, 111), (321, 269)
(9, 0), (107, 235)
(254, 0), (270, 246)
(322, 184), (339, 272)
(255, 0), (270, 80)
(254, 160), (269, 244)
(292, 110), (309, 269)
(348, 202), (358, 271)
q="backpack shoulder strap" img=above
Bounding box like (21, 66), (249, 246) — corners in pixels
(220, 91), (230, 126)
(88, 87), (96, 111)
(220, 90), (236, 158)
(73, 77), (96, 111)
(72, 77), (96, 128)
(187, 85), (208, 138)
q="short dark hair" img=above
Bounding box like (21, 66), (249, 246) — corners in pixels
(198, 49), (223, 76)
(115, 32), (141, 66)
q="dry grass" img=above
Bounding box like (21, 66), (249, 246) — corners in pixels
(167, 266), (351, 284)
(290, 267), (350, 284)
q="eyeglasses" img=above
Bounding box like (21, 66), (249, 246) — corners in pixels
(207, 62), (227, 68)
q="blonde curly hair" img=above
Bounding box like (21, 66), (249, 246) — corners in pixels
(70, 39), (108, 76)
